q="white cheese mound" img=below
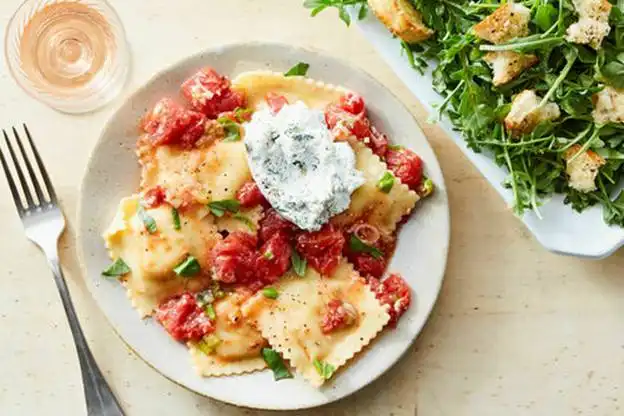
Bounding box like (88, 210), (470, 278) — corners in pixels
(244, 102), (364, 231)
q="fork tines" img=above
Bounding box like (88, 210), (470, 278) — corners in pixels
(0, 124), (57, 215)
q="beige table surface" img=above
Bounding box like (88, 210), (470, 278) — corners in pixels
(1, 1), (623, 415)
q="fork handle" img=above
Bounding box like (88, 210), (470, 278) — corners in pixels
(48, 255), (125, 416)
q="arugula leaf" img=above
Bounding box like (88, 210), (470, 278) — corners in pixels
(349, 235), (383, 259)
(137, 205), (157, 233)
(377, 171), (395, 193)
(313, 359), (335, 380)
(291, 249), (307, 277)
(262, 287), (279, 299)
(303, 0), (368, 26)
(285, 62), (310, 77)
(217, 116), (241, 142)
(102, 258), (130, 277)
(173, 255), (201, 277)
(171, 207), (181, 230)
(208, 199), (241, 217)
(261, 348), (293, 380)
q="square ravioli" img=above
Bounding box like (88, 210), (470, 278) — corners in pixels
(189, 293), (267, 376)
(241, 260), (390, 386)
(332, 142), (419, 233)
(103, 195), (221, 316)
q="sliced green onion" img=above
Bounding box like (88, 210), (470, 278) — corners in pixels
(172, 207), (181, 230)
(419, 177), (434, 197)
(234, 107), (253, 123)
(261, 348), (293, 380)
(204, 304), (216, 320)
(349, 235), (383, 259)
(102, 258), (131, 277)
(262, 287), (279, 299)
(377, 171), (395, 193)
(263, 250), (274, 260)
(291, 249), (307, 277)
(313, 359), (335, 380)
(284, 62), (310, 77)
(173, 255), (201, 277)
(217, 116), (241, 142)
(208, 199), (241, 217)
(197, 335), (221, 355)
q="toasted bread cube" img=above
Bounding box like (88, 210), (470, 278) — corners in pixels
(564, 144), (606, 193)
(473, 3), (531, 44)
(593, 86), (624, 125)
(368, 0), (433, 43)
(565, 0), (612, 49)
(484, 51), (539, 86)
(504, 90), (560, 136)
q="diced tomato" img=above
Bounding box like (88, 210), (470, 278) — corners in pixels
(349, 254), (387, 279)
(256, 232), (292, 283)
(236, 181), (268, 208)
(370, 274), (411, 328)
(265, 93), (289, 114)
(181, 67), (247, 118)
(385, 148), (424, 190)
(369, 125), (389, 159)
(155, 293), (215, 342)
(339, 92), (366, 116)
(345, 227), (396, 279)
(258, 208), (297, 244)
(142, 186), (166, 209)
(325, 104), (373, 140)
(212, 232), (259, 284)
(320, 299), (358, 334)
(295, 224), (345, 276)
(141, 98), (206, 147)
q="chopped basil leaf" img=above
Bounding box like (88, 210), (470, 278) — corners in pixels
(234, 107), (253, 123)
(261, 348), (293, 380)
(377, 171), (395, 193)
(137, 205), (157, 233)
(262, 287), (279, 299)
(284, 62), (310, 77)
(171, 207), (181, 230)
(313, 359), (335, 380)
(204, 304), (216, 320)
(208, 199), (241, 217)
(197, 335), (221, 355)
(349, 235), (383, 259)
(233, 213), (255, 231)
(173, 255), (201, 277)
(102, 258), (130, 277)
(217, 116), (241, 142)
(291, 249), (307, 277)
(263, 250), (274, 260)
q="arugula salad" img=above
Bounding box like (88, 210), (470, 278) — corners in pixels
(305, 0), (624, 226)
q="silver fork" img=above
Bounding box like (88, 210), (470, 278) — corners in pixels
(0, 125), (125, 416)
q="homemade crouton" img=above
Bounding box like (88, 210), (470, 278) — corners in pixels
(473, 3), (531, 44)
(368, 0), (433, 43)
(593, 86), (624, 124)
(564, 144), (606, 193)
(565, 0), (612, 49)
(504, 90), (561, 136)
(484, 51), (539, 86)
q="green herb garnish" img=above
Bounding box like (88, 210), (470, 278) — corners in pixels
(173, 255), (201, 277)
(208, 199), (241, 217)
(234, 107), (253, 123)
(137, 205), (157, 233)
(313, 359), (335, 380)
(261, 348), (293, 380)
(284, 62), (310, 77)
(102, 258), (130, 277)
(349, 235), (383, 259)
(197, 335), (221, 355)
(171, 207), (181, 230)
(263, 250), (274, 260)
(419, 176), (434, 198)
(262, 287), (279, 299)
(377, 171), (395, 193)
(217, 116), (241, 142)
(291, 249), (307, 277)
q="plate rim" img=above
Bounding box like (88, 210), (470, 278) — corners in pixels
(76, 41), (450, 410)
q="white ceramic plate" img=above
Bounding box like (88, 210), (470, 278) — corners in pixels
(353, 11), (624, 259)
(77, 43), (449, 410)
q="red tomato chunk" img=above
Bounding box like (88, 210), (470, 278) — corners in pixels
(344, 227), (396, 279)
(258, 208), (297, 244)
(295, 224), (345, 276)
(265, 92), (289, 114)
(385, 148), (424, 190)
(339, 92), (366, 116)
(236, 181), (267, 208)
(141, 98), (206, 147)
(155, 293), (214, 342)
(142, 186), (167, 209)
(370, 274), (411, 328)
(181, 67), (246, 118)
(212, 232), (258, 284)
(256, 232), (292, 284)
(321, 299), (358, 334)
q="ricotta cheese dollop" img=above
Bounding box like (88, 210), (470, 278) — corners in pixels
(244, 101), (364, 231)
